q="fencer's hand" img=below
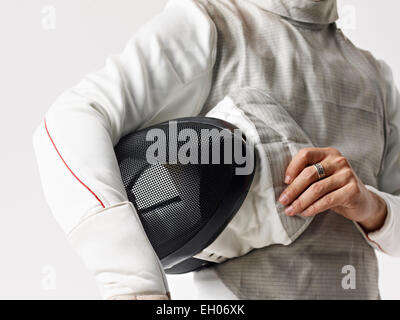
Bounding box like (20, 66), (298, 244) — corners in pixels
(278, 147), (387, 232)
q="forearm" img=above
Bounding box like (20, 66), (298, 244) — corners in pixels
(33, 114), (169, 299)
(358, 189), (387, 233)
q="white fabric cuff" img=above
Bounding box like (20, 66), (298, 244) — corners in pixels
(364, 185), (400, 257)
(68, 201), (169, 299)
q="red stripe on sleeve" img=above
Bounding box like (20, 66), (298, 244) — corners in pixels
(44, 119), (106, 208)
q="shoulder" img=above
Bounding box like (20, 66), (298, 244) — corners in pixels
(131, 0), (217, 82)
(341, 32), (396, 95)
(346, 38), (393, 85)
(357, 50), (398, 119)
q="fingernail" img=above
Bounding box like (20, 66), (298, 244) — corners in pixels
(279, 193), (289, 205)
(285, 205), (295, 216)
(284, 175), (291, 184)
(276, 201), (285, 212)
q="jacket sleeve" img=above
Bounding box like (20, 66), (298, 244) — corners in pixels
(33, 0), (216, 299)
(362, 61), (400, 257)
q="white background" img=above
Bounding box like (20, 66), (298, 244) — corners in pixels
(0, 0), (399, 299)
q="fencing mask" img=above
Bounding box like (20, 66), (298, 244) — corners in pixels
(114, 116), (256, 274)
(115, 87), (316, 274)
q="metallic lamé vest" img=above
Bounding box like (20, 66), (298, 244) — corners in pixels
(197, 0), (387, 299)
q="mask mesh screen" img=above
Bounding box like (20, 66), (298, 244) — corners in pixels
(115, 121), (236, 260)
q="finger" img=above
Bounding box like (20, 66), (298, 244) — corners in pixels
(284, 147), (340, 184)
(300, 182), (353, 217)
(284, 168), (353, 216)
(279, 155), (343, 206)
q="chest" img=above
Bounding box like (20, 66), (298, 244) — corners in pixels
(202, 8), (386, 185)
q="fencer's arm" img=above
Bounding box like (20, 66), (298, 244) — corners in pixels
(33, 0), (216, 299)
(362, 61), (400, 257)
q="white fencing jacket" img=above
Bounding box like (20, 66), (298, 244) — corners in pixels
(33, 0), (400, 299)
